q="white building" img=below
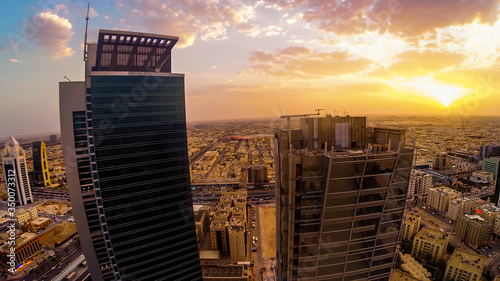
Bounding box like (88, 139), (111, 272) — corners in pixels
(1, 136), (33, 205)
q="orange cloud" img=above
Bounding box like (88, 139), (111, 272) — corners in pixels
(370, 50), (465, 78)
(243, 47), (372, 79)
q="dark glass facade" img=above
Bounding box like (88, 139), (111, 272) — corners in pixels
(88, 75), (202, 281)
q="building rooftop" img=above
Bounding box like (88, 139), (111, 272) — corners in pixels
(0, 232), (37, 252)
(448, 249), (485, 272)
(415, 227), (448, 244)
(202, 265), (246, 278)
(464, 214), (486, 222)
(432, 187), (461, 196)
(31, 217), (50, 225)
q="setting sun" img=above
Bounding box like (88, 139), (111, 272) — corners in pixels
(390, 76), (474, 107)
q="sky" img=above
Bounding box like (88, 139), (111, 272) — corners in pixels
(1, 0), (500, 138)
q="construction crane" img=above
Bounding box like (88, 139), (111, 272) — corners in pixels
(83, 3), (90, 61)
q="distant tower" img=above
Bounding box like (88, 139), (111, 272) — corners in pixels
(32, 141), (51, 186)
(1, 136), (33, 205)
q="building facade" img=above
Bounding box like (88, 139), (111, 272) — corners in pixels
(447, 197), (470, 221)
(428, 187), (461, 213)
(276, 115), (413, 281)
(0, 233), (42, 268)
(479, 144), (500, 160)
(411, 171), (433, 204)
(434, 152), (452, 171)
(60, 30), (202, 281)
(1, 136), (33, 206)
(402, 214), (421, 242)
(482, 157), (500, 180)
(15, 206), (39, 227)
(32, 141), (51, 186)
(456, 214), (492, 247)
(443, 249), (484, 281)
(411, 227), (448, 264)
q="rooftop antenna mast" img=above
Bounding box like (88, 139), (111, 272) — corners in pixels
(84, 3), (90, 61)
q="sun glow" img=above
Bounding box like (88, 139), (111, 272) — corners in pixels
(389, 76), (474, 106)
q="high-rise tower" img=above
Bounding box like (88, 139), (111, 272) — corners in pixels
(1, 136), (33, 206)
(60, 30), (202, 281)
(275, 115), (414, 281)
(32, 141), (51, 186)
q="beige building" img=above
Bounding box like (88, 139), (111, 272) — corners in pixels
(209, 190), (248, 260)
(456, 214), (492, 247)
(0, 232), (43, 267)
(434, 152), (452, 171)
(29, 217), (51, 231)
(428, 187), (461, 213)
(411, 227), (448, 264)
(474, 203), (500, 223)
(228, 216), (246, 260)
(472, 170), (494, 182)
(389, 269), (421, 281)
(398, 253), (432, 281)
(447, 197), (470, 221)
(410, 170), (433, 203)
(195, 208), (210, 246)
(15, 206), (39, 226)
(443, 249), (484, 281)
(211, 215), (229, 252)
(402, 214), (421, 242)
(494, 215), (500, 236)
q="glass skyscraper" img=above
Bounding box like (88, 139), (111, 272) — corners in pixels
(60, 30), (202, 281)
(275, 115), (414, 281)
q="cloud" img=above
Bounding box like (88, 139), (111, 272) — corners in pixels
(9, 59), (22, 64)
(286, 13), (303, 24)
(243, 46), (373, 79)
(117, 0), (256, 47)
(0, 46), (6, 52)
(28, 12), (74, 58)
(371, 50), (465, 78)
(262, 0), (499, 37)
(88, 7), (99, 18)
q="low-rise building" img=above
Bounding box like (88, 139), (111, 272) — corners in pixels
(0, 232), (43, 268)
(202, 264), (250, 280)
(434, 152), (452, 171)
(30, 217), (51, 231)
(389, 269), (421, 281)
(448, 197), (470, 221)
(15, 206), (39, 227)
(411, 227), (448, 264)
(398, 253), (432, 281)
(472, 170), (494, 182)
(402, 214), (421, 242)
(428, 187), (461, 213)
(443, 249), (484, 281)
(456, 214), (492, 247)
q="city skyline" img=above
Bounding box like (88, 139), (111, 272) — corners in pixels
(2, 0), (500, 138)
